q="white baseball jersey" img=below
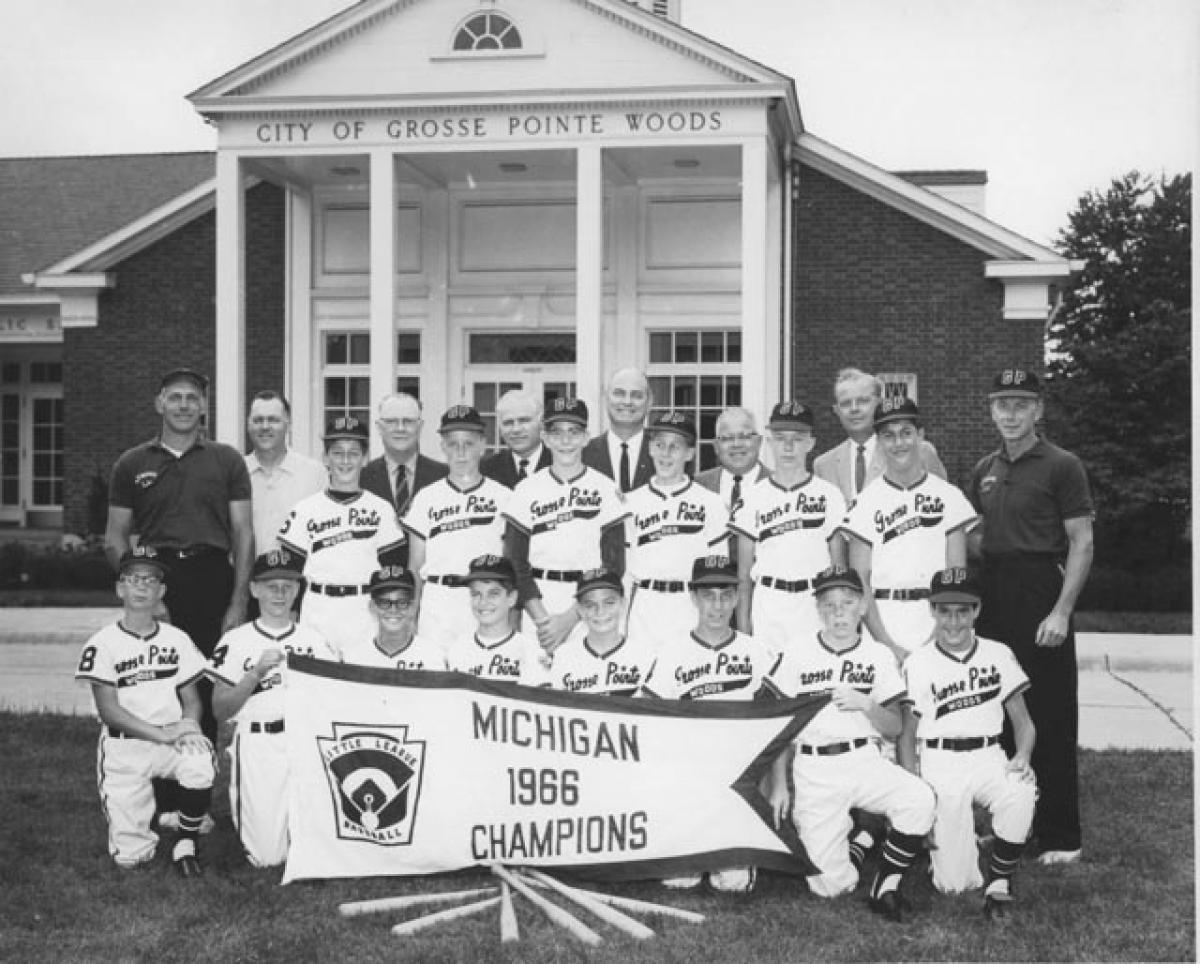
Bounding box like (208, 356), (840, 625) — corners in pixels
(642, 629), (778, 701)
(903, 635), (1029, 740)
(503, 466), (628, 572)
(625, 479), (728, 581)
(444, 630), (550, 686)
(278, 489), (405, 585)
(548, 635), (656, 696)
(729, 475), (845, 581)
(343, 634), (449, 671)
(840, 474), (977, 590)
(208, 620), (336, 722)
(403, 476), (510, 576)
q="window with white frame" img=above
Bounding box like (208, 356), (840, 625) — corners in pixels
(321, 332), (423, 430)
(453, 12), (522, 50)
(646, 329), (742, 471)
(876, 371), (918, 403)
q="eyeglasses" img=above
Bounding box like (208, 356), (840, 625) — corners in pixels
(716, 432), (759, 444)
(374, 598), (414, 613)
(120, 573), (162, 588)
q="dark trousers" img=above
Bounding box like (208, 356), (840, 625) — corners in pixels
(978, 554), (1081, 852)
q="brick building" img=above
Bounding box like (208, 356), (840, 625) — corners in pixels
(0, 0), (1076, 535)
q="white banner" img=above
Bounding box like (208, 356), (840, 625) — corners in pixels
(281, 657), (826, 883)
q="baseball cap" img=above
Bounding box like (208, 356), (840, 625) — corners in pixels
(767, 401), (814, 431)
(251, 548), (305, 583)
(119, 545), (169, 578)
(689, 554), (739, 588)
(648, 411), (697, 446)
(812, 565), (864, 596)
(158, 368), (209, 393)
(988, 367), (1042, 400)
(370, 566), (416, 597)
(438, 404), (485, 435)
(928, 567), (983, 604)
(544, 397), (588, 429)
(462, 553), (517, 586)
(323, 413), (369, 444)
(575, 566), (624, 599)
(873, 396), (921, 430)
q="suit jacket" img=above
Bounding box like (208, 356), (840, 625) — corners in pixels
(813, 437), (947, 503)
(582, 431), (655, 491)
(361, 453), (449, 518)
(480, 446), (553, 489)
(695, 463), (770, 514)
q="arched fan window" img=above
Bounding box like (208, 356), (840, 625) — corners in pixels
(453, 12), (522, 51)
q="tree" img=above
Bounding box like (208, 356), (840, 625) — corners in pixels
(1044, 171), (1191, 568)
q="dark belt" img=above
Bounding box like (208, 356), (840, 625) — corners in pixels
(925, 735), (1000, 751)
(636, 579), (686, 593)
(106, 726), (133, 739)
(309, 582), (370, 597)
(874, 587), (930, 601)
(798, 737), (871, 756)
(249, 720), (285, 734)
(531, 567), (584, 582)
(760, 576), (812, 593)
(425, 574), (462, 587)
(155, 545), (225, 561)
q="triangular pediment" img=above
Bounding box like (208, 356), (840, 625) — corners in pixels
(190, 0), (792, 108)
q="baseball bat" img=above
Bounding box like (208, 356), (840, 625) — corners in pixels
(521, 868), (655, 939)
(491, 865), (603, 946)
(521, 875), (706, 923)
(499, 881), (520, 943)
(390, 895), (501, 937)
(339, 886), (498, 918)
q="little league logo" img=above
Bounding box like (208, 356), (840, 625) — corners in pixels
(318, 722), (426, 846)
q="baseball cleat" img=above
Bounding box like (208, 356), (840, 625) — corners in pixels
(983, 892), (1013, 920)
(174, 854), (203, 879)
(1036, 848), (1081, 866)
(708, 867), (756, 893)
(868, 890), (904, 923)
(662, 874), (703, 889)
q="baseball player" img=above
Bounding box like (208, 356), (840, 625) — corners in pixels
(278, 414), (405, 658)
(763, 566), (935, 921)
(549, 568), (656, 695)
(404, 405), (510, 650)
(75, 546), (214, 877)
(503, 397), (628, 652)
(443, 554), (550, 685)
(623, 411), (729, 649)
(209, 548), (336, 868)
(841, 397), (977, 658)
(900, 568), (1037, 919)
(642, 554), (780, 893)
(352, 566), (450, 670)
(732, 401), (847, 656)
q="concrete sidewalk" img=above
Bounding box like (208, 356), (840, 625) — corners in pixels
(0, 608), (1192, 751)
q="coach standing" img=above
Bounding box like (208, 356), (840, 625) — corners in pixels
(105, 367), (254, 741)
(969, 367), (1094, 866)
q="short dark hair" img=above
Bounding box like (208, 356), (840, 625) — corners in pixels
(251, 390), (291, 417)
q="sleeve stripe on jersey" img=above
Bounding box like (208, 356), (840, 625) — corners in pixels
(947, 515), (981, 535)
(502, 514), (531, 536)
(76, 674), (115, 688)
(174, 669), (207, 691)
(278, 536), (307, 557)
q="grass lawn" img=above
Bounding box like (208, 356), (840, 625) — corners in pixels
(0, 713), (1192, 963)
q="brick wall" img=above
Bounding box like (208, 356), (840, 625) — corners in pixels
(792, 164), (1045, 489)
(62, 183), (285, 533)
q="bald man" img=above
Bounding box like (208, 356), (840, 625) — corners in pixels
(582, 367), (656, 493)
(481, 389), (552, 489)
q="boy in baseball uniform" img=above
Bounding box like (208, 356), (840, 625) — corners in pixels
(404, 405), (510, 649)
(732, 402), (846, 657)
(75, 546), (214, 877)
(210, 548), (336, 867)
(549, 568), (655, 695)
(443, 554), (550, 685)
(841, 398), (977, 659)
(278, 414), (406, 657)
(503, 397), (628, 653)
(642, 554), (779, 893)
(900, 568), (1037, 919)
(623, 411), (728, 649)
(351, 566), (449, 670)
(763, 566), (935, 921)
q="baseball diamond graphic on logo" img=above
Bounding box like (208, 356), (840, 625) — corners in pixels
(318, 722), (427, 845)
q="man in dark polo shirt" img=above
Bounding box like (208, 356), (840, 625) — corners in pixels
(105, 367), (254, 744)
(969, 367), (1094, 867)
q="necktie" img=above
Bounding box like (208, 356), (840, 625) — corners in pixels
(517, 457), (529, 482)
(730, 474), (743, 513)
(619, 442), (631, 493)
(393, 464), (409, 514)
(855, 443), (867, 494)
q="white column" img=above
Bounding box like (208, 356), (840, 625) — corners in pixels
(214, 151), (246, 444)
(576, 145), (603, 422)
(740, 137), (770, 421)
(369, 150), (396, 456)
(285, 186), (315, 453)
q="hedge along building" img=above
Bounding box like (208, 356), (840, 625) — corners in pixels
(7, 0), (1078, 536)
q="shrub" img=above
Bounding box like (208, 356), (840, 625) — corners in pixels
(1078, 562), (1192, 612)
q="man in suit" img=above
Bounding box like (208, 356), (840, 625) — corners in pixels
(581, 367), (655, 493)
(480, 389), (552, 489)
(361, 393), (448, 555)
(814, 368), (947, 502)
(695, 406), (769, 514)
